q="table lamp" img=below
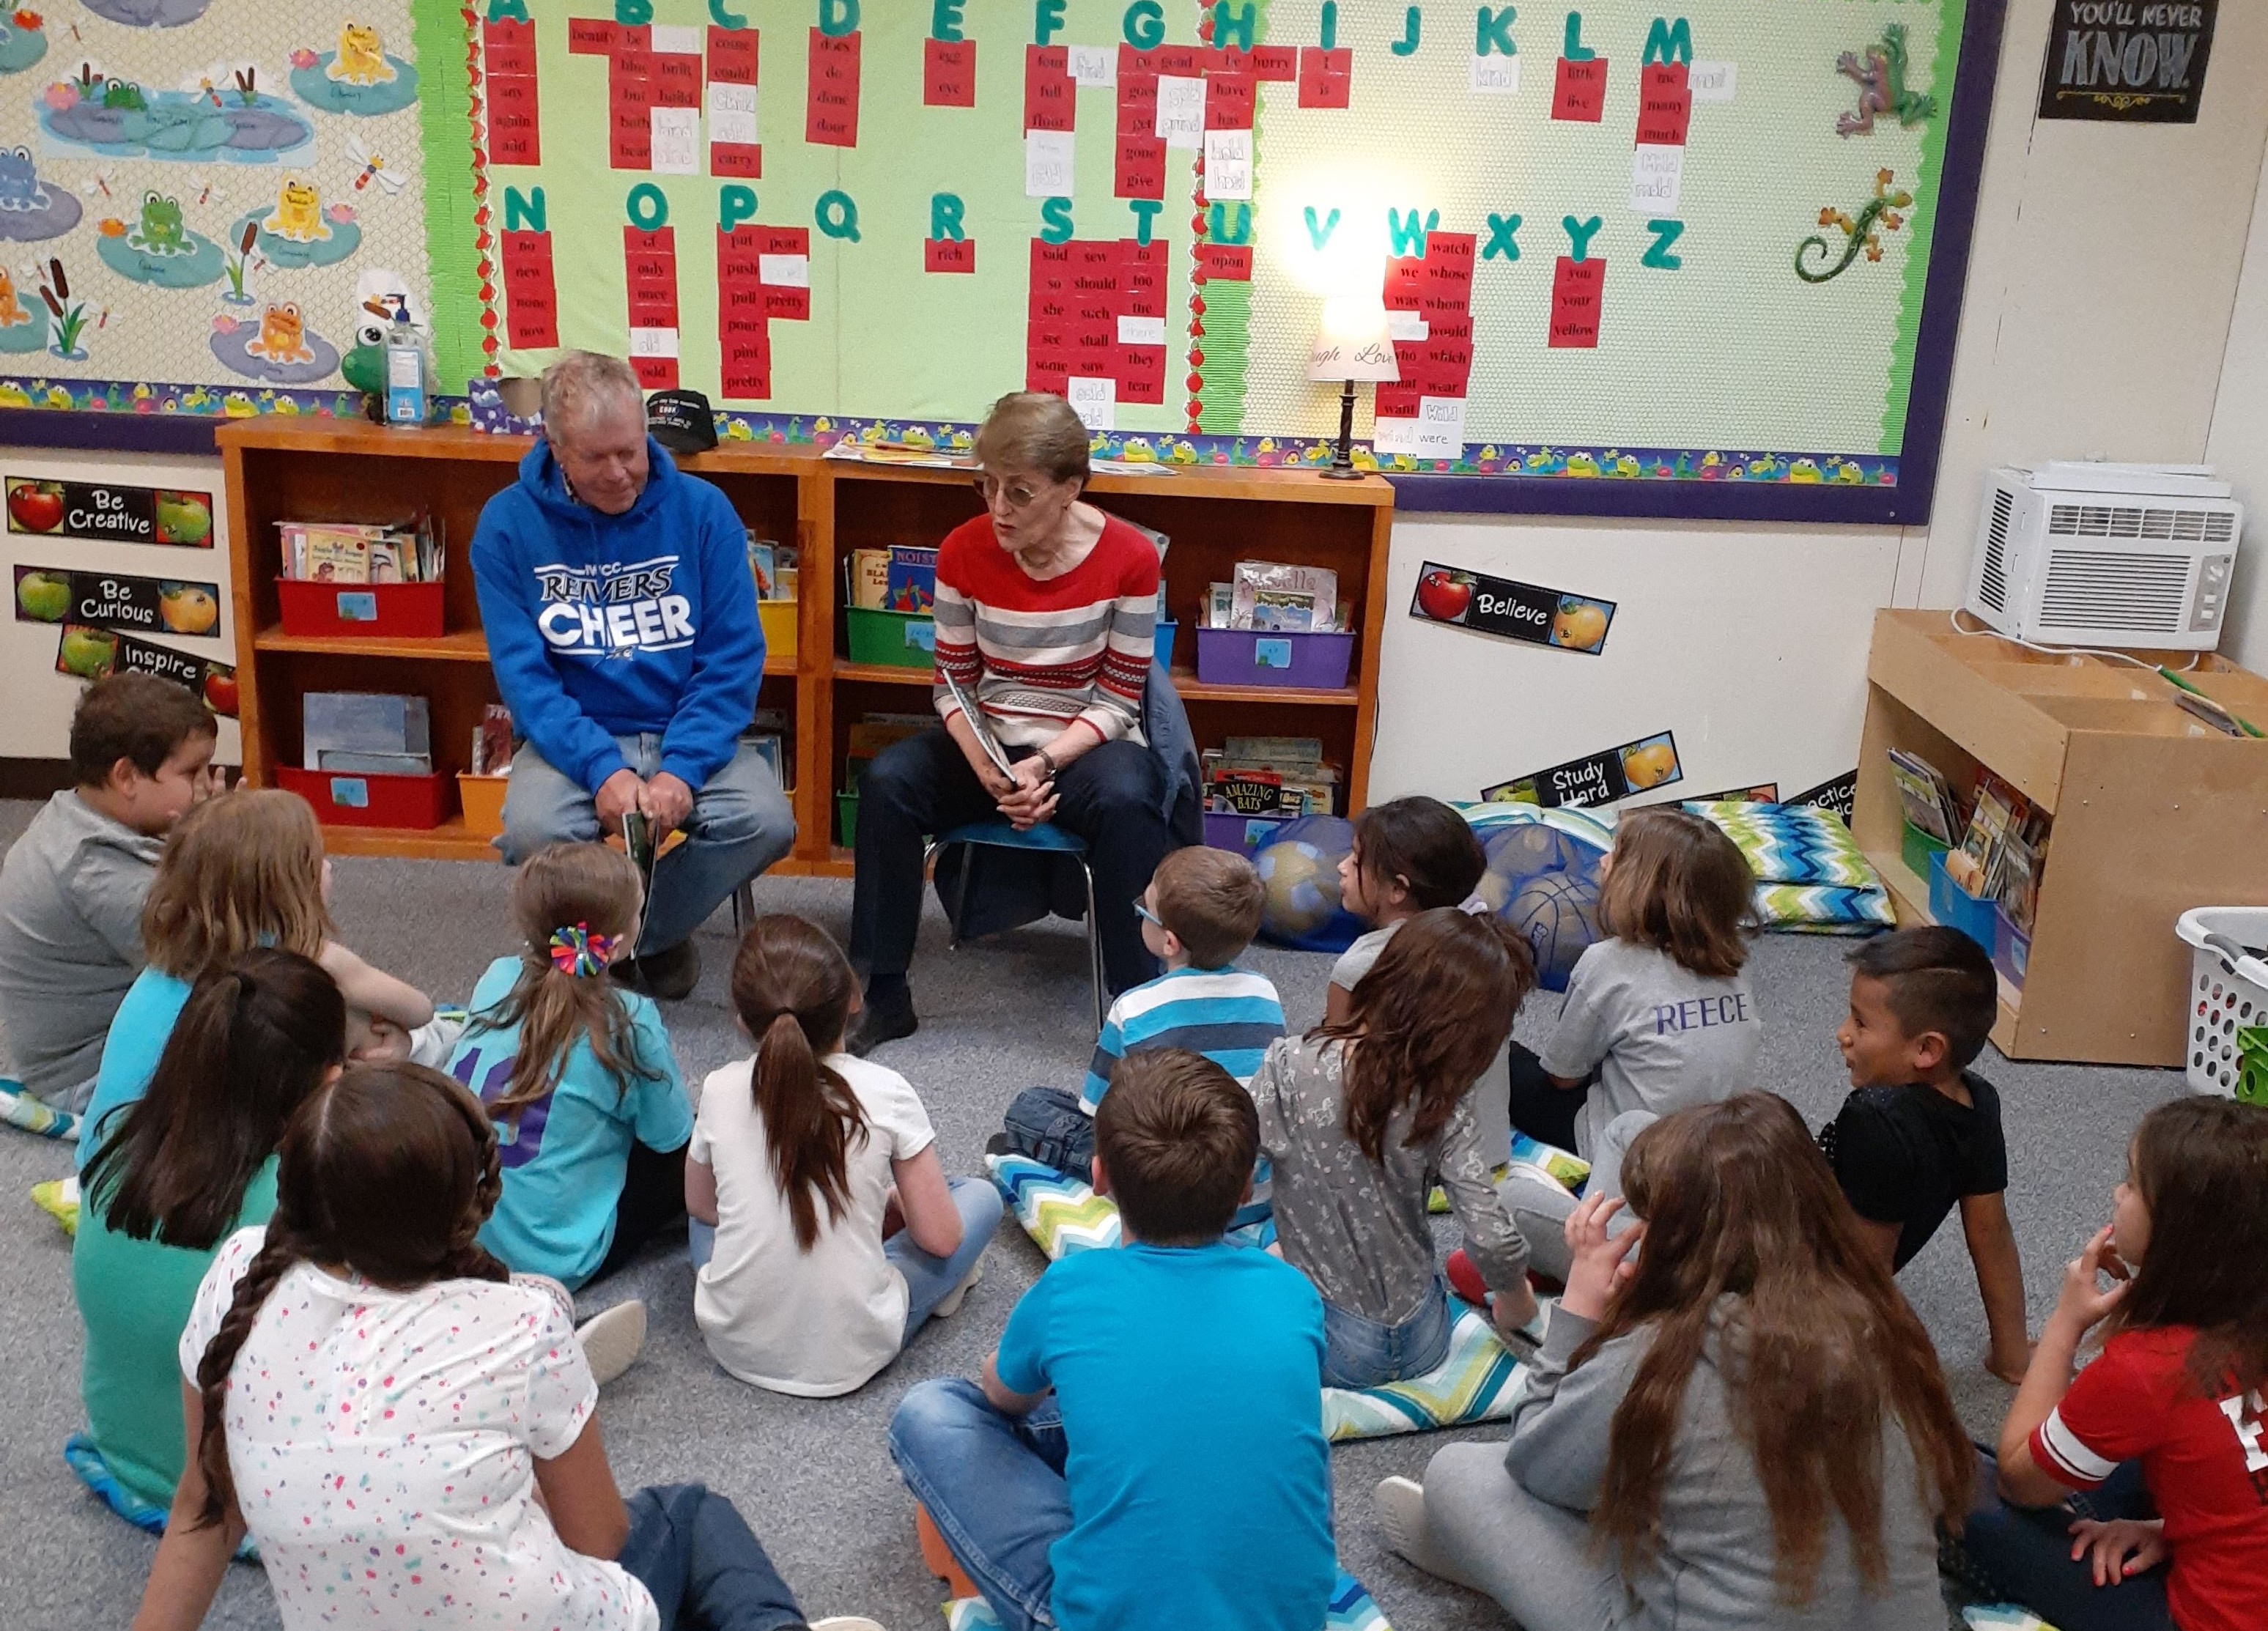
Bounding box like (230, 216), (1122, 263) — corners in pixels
(1308, 295), (1399, 480)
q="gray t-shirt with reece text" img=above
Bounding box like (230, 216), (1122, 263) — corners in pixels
(0, 790), (162, 1108)
(1540, 937), (1761, 1158)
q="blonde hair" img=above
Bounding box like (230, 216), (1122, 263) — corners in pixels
(141, 790), (332, 980)
(540, 350), (643, 438)
(972, 391), (1091, 487)
(1597, 807), (1755, 979)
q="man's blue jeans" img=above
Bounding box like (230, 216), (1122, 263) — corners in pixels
(616, 1482), (806, 1631)
(500, 733), (796, 954)
(889, 1378), (1070, 1631)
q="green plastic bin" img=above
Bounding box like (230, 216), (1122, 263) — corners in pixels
(846, 606), (937, 668)
(1901, 819), (1951, 882)
(835, 790), (860, 848)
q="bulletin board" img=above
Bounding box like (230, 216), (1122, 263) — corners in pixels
(0, 0), (2005, 523)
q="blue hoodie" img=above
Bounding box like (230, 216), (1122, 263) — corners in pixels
(471, 437), (761, 794)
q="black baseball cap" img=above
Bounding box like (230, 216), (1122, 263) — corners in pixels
(646, 388), (717, 454)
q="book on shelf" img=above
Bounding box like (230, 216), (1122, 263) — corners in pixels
(1227, 561), (1337, 632)
(885, 544), (938, 614)
(745, 536), (799, 602)
(278, 514), (443, 584)
(1887, 749), (1960, 845)
(468, 704), (514, 777)
(849, 548), (891, 610)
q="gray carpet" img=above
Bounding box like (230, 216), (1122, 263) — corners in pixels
(0, 797), (2184, 1630)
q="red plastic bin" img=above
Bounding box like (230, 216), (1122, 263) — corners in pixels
(276, 578), (446, 640)
(276, 765), (453, 830)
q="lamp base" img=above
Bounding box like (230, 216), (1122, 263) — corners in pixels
(1318, 465), (1365, 481)
(1317, 377), (1364, 481)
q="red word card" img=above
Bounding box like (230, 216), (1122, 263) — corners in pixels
(487, 73), (540, 166)
(1635, 62), (1690, 147)
(484, 18), (536, 77)
(1297, 46), (1350, 108)
(1115, 133), (1165, 199)
(1553, 56), (1607, 121)
(807, 29), (860, 147)
(926, 237), (975, 273)
(1549, 257), (1605, 347)
(720, 314), (769, 400)
(926, 37), (975, 106)
(609, 56), (651, 169)
(1025, 44), (1073, 132)
(500, 230), (556, 347)
(1206, 70), (1254, 130)
(1250, 45), (1296, 81)
(567, 18), (618, 55)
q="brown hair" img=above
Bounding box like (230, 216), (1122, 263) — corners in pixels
(473, 843), (660, 1120)
(1579, 1093), (1972, 1603)
(191, 1064), (509, 1528)
(69, 671), (215, 788)
(141, 790), (332, 980)
(973, 390), (1091, 488)
(1150, 845), (1265, 968)
(85, 949), (344, 1251)
(1846, 927), (1999, 1070)
(1093, 1048), (1257, 1245)
(1315, 908), (1535, 1164)
(2113, 1096), (2268, 1401)
(1351, 796), (1487, 914)
(1597, 807), (1754, 979)
(729, 914), (868, 1252)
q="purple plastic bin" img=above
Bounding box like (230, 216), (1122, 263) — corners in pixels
(1204, 811), (1292, 854)
(1194, 627), (1354, 689)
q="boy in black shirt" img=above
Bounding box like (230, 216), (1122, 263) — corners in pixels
(1817, 926), (2031, 1381)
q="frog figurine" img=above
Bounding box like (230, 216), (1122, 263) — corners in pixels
(135, 191), (186, 254)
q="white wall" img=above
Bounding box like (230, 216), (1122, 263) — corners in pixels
(2206, 133), (2268, 674)
(0, 450), (237, 765)
(1375, 0), (2268, 805)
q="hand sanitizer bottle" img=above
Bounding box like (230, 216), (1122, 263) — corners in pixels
(383, 316), (426, 427)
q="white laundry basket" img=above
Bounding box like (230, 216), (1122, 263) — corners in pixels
(2175, 907), (2268, 1096)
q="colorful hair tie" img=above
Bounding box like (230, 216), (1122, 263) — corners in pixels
(548, 922), (620, 978)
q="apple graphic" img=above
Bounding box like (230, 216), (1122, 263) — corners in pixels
(7, 480), (64, 533)
(59, 626), (117, 680)
(159, 584), (219, 636)
(1415, 568), (1471, 623)
(16, 568), (70, 622)
(154, 490), (213, 547)
(1622, 740), (1679, 791)
(1551, 600), (1609, 651)
(202, 667), (239, 717)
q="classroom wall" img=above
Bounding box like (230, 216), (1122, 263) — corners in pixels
(1373, 0), (2268, 805)
(2206, 142), (2268, 676)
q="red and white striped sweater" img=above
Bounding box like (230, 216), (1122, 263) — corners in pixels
(930, 513), (1159, 749)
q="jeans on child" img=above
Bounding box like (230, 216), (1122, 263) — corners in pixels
(889, 1175), (1005, 1341)
(888, 1377), (1072, 1631)
(1322, 1275), (1453, 1390)
(616, 1482), (807, 1631)
(1497, 1109), (1652, 1284)
(1962, 1450), (2172, 1631)
(1001, 1087), (1094, 1176)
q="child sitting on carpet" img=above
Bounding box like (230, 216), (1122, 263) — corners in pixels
(446, 841), (692, 1292)
(75, 790), (437, 1168)
(1964, 1095), (2268, 1631)
(997, 844), (1284, 1193)
(1817, 925), (2029, 1382)
(688, 913), (1000, 1397)
(132, 1062), (879, 1631)
(0, 674), (215, 1120)
(1377, 1093), (1973, 1631)
(890, 1048), (1336, 1631)
(73, 949), (344, 1531)
(1253, 909), (1539, 1386)
(1323, 795), (1488, 1026)
(1496, 806), (1759, 1284)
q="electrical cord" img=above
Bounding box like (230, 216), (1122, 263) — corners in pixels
(1946, 607), (2201, 670)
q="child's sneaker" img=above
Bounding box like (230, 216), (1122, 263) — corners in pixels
(575, 1299), (646, 1386)
(1444, 1249), (1488, 1309)
(1372, 1476), (1482, 1590)
(932, 1262), (983, 1319)
(810, 1620), (887, 1630)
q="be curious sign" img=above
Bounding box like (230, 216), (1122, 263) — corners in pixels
(2039, 1), (2217, 123)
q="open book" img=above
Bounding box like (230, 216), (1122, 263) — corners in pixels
(939, 667), (1014, 780)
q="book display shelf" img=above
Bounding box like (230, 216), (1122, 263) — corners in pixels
(216, 421), (1395, 876)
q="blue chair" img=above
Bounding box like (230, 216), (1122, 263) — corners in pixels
(929, 819), (1107, 1032)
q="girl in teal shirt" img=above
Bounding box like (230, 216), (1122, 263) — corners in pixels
(72, 948), (345, 1527)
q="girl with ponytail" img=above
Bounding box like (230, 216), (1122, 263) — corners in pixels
(131, 1062), (876, 1631)
(444, 841), (691, 1290)
(73, 947), (344, 1530)
(687, 913), (1002, 1396)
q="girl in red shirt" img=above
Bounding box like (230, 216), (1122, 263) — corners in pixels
(1965, 1095), (2268, 1631)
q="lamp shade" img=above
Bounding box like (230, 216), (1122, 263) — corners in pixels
(1308, 296), (1400, 383)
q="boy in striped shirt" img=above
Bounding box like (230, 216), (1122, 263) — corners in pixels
(997, 847), (1285, 1205)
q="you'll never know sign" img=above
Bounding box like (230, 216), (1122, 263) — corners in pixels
(2039, 1), (2217, 123)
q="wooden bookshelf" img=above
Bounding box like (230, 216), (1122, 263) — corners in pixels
(217, 421), (1396, 880)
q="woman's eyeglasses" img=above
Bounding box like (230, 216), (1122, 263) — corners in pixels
(973, 475), (1045, 511)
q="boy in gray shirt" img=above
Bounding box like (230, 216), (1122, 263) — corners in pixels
(0, 674), (216, 1114)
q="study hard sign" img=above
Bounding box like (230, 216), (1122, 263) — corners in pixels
(2039, 1), (2217, 123)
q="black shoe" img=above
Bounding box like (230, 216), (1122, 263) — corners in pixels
(984, 1131), (1013, 1158)
(617, 939), (701, 1002)
(846, 984), (917, 1055)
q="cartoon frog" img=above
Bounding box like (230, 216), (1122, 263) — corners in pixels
(330, 21), (394, 85)
(246, 301), (312, 363)
(0, 267), (27, 328)
(0, 147), (42, 211)
(100, 76), (146, 110)
(1565, 451), (1600, 478)
(1788, 457), (1822, 484)
(263, 177), (327, 243)
(136, 191), (187, 254)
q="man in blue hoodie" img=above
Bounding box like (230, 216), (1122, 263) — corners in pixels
(471, 351), (793, 999)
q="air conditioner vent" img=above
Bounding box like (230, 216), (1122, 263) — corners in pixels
(2038, 550), (2191, 633)
(2047, 503), (2234, 544)
(1978, 488), (2012, 613)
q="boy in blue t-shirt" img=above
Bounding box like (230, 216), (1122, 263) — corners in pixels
(996, 845), (1284, 1179)
(891, 1050), (1334, 1631)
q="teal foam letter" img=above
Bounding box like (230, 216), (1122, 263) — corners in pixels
(1123, 0), (1164, 48)
(1040, 197), (1074, 243)
(816, 189), (861, 240)
(1304, 205), (1342, 251)
(1320, 0), (1338, 50)
(504, 186), (546, 233)
(1035, 0), (1066, 44)
(1391, 5), (1421, 55)
(719, 185), (758, 232)
(1641, 16), (1691, 64)
(709, 0), (748, 27)
(931, 0), (964, 40)
(1482, 212), (1521, 260)
(931, 193), (967, 241)
(1129, 197), (1163, 245)
(627, 182), (668, 230)
(1561, 11), (1593, 60)
(1212, 1), (1257, 51)
(819, 0), (860, 39)
(1476, 7), (1517, 56)
(1388, 206), (1438, 256)
(486, 0), (529, 22)
(1562, 214), (1601, 261)
(1640, 218), (1683, 269)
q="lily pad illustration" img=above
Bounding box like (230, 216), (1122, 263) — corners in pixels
(39, 87), (311, 164)
(0, 14), (45, 75)
(210, 313), (338, 384)
(0, 147), (80, 240)
(97, 223), (224, 286)
(82, 0), (216, 24)
(227, 203), (360, 269)
(289, 53), (418, 116)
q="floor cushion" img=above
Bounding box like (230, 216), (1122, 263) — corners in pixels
(1684, 801), (1896, 933)
(942, 1570), (1392, 1630)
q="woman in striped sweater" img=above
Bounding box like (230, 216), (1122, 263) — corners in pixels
(846, 392), (1177, 1054)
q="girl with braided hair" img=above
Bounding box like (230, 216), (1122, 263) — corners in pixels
(444, 841), (692, 1290)
(131, 1062), (879, 1631)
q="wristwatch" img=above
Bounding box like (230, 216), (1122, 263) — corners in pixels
(1036, 747), (1059, 780)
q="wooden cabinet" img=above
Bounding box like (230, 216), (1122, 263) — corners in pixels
(1851, 610), (2268, 1066)
(217, 421), (1395, 874)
